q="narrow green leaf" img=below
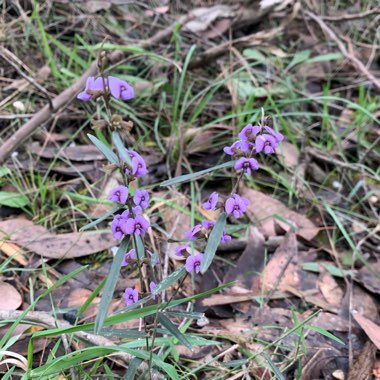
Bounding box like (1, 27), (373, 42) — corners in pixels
(261, 352), (286, 380)
(200, 213), (226, 274)
(153, 267), (186, 295)
(79, 205), (122, 232)
(159, 314), (192, 350)
(2, 367), (15, 380)
(166, 310), (204, 319)
(77, 278), (106, 318)
(124, 357), (143, 379)
(306, 52), (343, 63)
(100, 329), (146, 339)
(95, 237), (129, 334)
(305, 324), (345, 345)
(134, 235), (145, 259)
(0, 191), (28, 208)
(160, 161), (234, 187)
(287, 50), (310, 70)
(87, 134), (119, 165)
(111, 131), (132, 166)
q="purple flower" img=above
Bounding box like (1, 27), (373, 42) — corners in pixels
(121, 249), (136, 267)
(220, 228), (232, 244)
(201, 220), (215, 231)
(123, 215), (150, 236)
(185, 253), (204, 274)
(125, 150), (148, 178)
(176, 244), (190, 257)
(108, 76), (134, 101)
(264, 126), (284, 143)
(109, 185), (129, 204)
(77, 77), (105, 101)
(202, 192), (219, 210)
(185, 224), (202, 240)
(255, 134), (278, 154)
(238, 124), (261, 141)
(225, 193), (249, 218)
(150, 281), (157, 299)
(124, 287), (138, 306)
(133, 206), (142, 215)
(133, 189), (150, 209)
(121, 209), (130, 219)
(223, 140), (253, 156)
(234, 157), (259, 175)
(111, 214), (125, 240)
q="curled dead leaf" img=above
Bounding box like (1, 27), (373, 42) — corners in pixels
(0, 282), (22, 310)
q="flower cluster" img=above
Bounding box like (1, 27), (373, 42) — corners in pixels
(77, 76), (134, 102)
(224, 123), (284, 174)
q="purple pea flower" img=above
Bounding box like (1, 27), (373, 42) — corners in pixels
(223, 140), (253, 156)
(123, 215), (150, 236)
(125, 150), (148, 178)
(185, 224), (202, 240)
(234, 157), (259, 175)
(150, 281), (157, 299)
(121, 209), (130, 219)
(176, 244), (190, 257)
(185, 253), (204, 274)
(133, 189), (150, 209)
(255, 134), (278, 154)
(225, 193), (249, 219)
(133, 206), (142, 215)
(108, 76), (134, 101)
(220, 228), (232, 244)
(111, 214), (125, 240)
(121, 249), (136, 267)
(201, 220), (215, 231)
(264, 126), (284, 143)
(238, 124), (261, 141)
(124, 287), (138, 306)
(77, 76), (105, 101)
(109, 185), (129, 204)
(202, 192), (219, 210)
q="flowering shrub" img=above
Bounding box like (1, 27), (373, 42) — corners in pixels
(77, 53), (284, 378)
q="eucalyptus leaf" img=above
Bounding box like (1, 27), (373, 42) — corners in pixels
(95, 237), (129, 334)
(87, 134), (119, 165)
(200, 213), (226, 274)
(159, 314), (192, 350)
(79, 205), (122, 232)
(160, 161), (234, 187)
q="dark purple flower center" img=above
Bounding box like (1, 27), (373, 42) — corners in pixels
(234, 205), (240, 210)
(115, 191), (120, 197)
(141, 196), (145, 201)
(243, 162), (250, 168)
(138, 163), (142, 168)
(136, 223), (141, 229)
(129, 294), (134, 300)
(264, 141), (271, 146)
(194, 260), (200, 268)
(116, 227), (121, 231)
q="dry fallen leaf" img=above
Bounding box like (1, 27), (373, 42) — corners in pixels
(0, 282), (22, 310)
(347, 340), (377, 380)
(0, 217), (115, 259)
(352, 313), (380, 350)
(317, 269), (344, 307)
(240, 185), (319, 240)
(277, 141), (300, 170)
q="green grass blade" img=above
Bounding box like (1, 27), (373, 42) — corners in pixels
(124, 357), (143, 379)
(200, 213), (226, 274)
(260, 352), (286, 380)
(305, 324), (345, 345)
(158, 314), (192, 350)
(79, 205), (122, 232)
(160, 161), (234, 186)
(94, 236), (129, 334)
(0, 191), (28, 208)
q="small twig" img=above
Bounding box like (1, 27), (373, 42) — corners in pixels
(0, 47), (53, 110)
(320, 7), (380, 22)
(304, 10), (380, 91)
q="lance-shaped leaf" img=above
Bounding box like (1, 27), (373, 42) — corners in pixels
(159, 314), (192, 350)
(111, 131), (132, 166)
(95, 236), (129, 334)
(87, 134), (119, 165)
(152, 267), (186, 295)
(134, 235), (145, 259)
(79, 205), (122, 232)
(200, 213), (226, 274)
(160, 161), (234, 187)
